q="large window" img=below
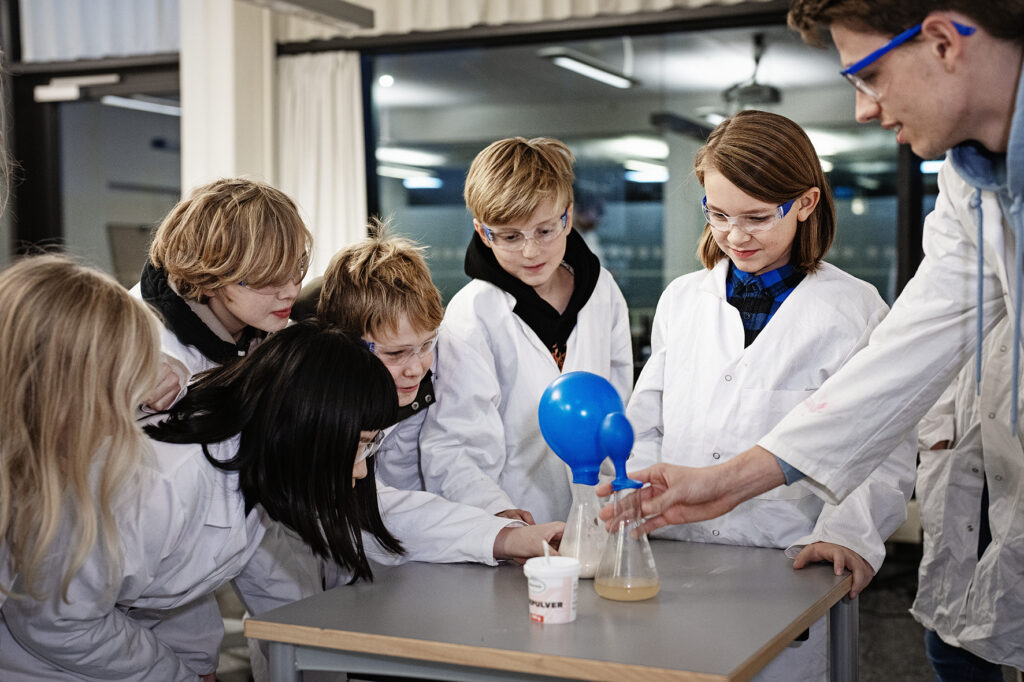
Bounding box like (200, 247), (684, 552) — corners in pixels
(369, 23), (902, 362)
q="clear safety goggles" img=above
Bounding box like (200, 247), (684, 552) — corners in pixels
(702, 196), (796, 235)
(356, 430), (384, 463)
(366, 333), (438, 367)
(481, 207), (569, 252)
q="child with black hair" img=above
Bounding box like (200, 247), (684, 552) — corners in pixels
(0, 321), (561, 680)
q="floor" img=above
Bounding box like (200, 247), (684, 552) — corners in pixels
(215, 542), (1021, 681)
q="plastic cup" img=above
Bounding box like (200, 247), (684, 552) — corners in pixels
(523, 556), (581, 624)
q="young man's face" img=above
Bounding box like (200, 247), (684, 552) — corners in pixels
(364, 314), (437, 407)
(831, 20), (968, 159)
(474, 197), (573, 297)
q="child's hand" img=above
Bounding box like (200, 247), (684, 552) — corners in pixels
(792, 542), (874, 599)
(493, 522), (565, 564)
(142, 355), (189, 412)
(496, 508), (536, 525)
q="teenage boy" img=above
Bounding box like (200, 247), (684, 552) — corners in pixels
(419, 137), (634, 525)
(608, 2), (1023, 675)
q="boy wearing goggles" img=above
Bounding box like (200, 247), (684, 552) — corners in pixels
(417, 136), (633, 525)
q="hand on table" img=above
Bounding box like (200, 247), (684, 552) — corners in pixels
(493, 522), (564, 564)
(496, 508), (536, 525)
(596, 447), (786, 535)
(792, 542), (874, 599)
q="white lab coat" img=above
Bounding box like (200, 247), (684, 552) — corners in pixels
(629, 260), (916, 570)
(913, 317), (1024, 669)
(374, 396), (430, 491)
(420, 268), (633, 524)
(760, 162), (1018, 504)
(0, 438), (513, 680)
(628, 260), (916, 682)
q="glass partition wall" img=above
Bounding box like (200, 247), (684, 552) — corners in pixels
(368, 24), (900, 367)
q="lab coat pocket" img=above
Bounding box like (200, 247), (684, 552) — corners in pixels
(741, 387), (818, 502)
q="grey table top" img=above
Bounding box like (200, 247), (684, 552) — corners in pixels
(246, 540), (851, 682)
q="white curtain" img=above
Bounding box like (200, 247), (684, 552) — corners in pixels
(277, 52), (367, 279)
(19, 0), (179, 62)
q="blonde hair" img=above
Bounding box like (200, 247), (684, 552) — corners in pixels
(464, 137), (575, 226)
(318, 220), (443, 338)
(0, 255), (161, 600)
(149, 178), (313, 301)
(694, 110), (835, 274)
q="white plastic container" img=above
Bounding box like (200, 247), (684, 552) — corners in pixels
(523, 556), (581, 624)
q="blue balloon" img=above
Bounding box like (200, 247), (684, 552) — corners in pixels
(538, 371), (627, 485)
(600, 412), (640, 491)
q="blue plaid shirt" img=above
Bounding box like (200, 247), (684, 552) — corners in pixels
(725, 263), (805, 347)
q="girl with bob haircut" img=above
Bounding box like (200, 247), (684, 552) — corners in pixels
(0, 320), (560, 680)
(134, 177), (313, 410)
(620, 110), (916, 681)
(0, 255), (159, 610)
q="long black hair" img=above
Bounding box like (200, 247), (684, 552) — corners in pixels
(145, 319), (403, 581)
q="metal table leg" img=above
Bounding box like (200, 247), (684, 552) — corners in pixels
(829, 595), (859, 682)
(268, 642), (301, 682)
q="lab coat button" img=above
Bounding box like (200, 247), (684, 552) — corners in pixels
(967, 524), (974, 532)
(988, 412), (996, 419)
(972, 467), (980, 474)
(712, 452), (721, 460)
(995, 474), (1003, 481)
(724, 374), (732, 382)
(712, 530), (720, 536)
(1000, 345), (1008, 352)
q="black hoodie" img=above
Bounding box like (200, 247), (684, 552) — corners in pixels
(463, 228), (600, 368)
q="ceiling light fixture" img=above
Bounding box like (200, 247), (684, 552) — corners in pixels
(537, 47), (638, 89)
(101, 95), (181, 117)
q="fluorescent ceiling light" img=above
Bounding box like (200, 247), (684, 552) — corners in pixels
(624, 160), (666, 175)
(377, 165), (432, 180)
(101, 95), (181, 117)
(819, 158), (834, 173)
(377, 74), (394, 88)
(376, 147), (445, 168)
(920, 159), (944, 174)
(403, 177), (443, 189)
(538, 47), (638, 89)
(625, 169), (668, 183)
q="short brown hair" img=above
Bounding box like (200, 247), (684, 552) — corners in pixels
(464, 137), (575, 226)
(788, 0), (1024, 46)
(318, 222), (443, 339)
(149, 178), (312, 301)
(694, 110), (835, 274)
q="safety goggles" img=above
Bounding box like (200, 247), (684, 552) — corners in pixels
(356, 430), (384, 463)
(839, 21), (976, 100)
(702, 196), (796, 235)
(481, 207), (569, 252)
(237, 255), (309, 295)
(366, 333), (439, 367)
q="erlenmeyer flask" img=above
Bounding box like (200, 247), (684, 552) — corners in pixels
(561, 482), (607, 579)
(594, 488), (660, 601)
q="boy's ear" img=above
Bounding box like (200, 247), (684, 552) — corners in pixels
(920, 12), (968, 70)
(473, 219), (493, 249)
(795, 187), (821, 221)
